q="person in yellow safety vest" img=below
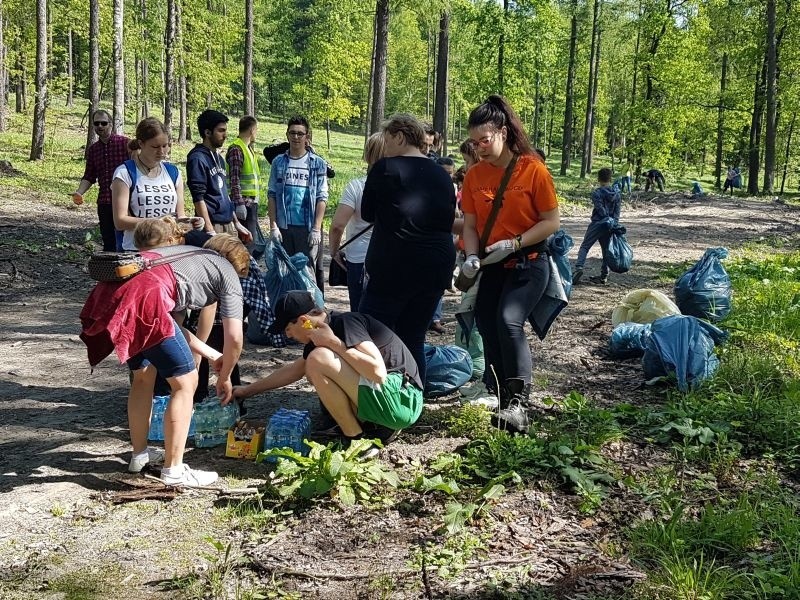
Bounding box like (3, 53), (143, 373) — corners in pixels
(226, 115), (261, 246)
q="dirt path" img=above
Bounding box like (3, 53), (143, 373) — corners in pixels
(1, 192), (798, 599)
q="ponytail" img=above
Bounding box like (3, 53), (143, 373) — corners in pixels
(468, 95), (534, 157)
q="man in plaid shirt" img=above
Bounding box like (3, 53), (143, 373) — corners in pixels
(72, 110), (130, 251)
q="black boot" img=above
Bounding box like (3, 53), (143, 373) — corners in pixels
(491, 379), (532, 433)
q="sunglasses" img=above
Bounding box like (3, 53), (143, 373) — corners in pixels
(467, 131), (498, 148)
(93, 121), (109, 126)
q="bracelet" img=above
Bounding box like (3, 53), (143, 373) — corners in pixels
(514, 234), (523, 250)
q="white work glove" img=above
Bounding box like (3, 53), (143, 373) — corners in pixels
(235, 204), (247, 221)
(485, 239), (515, 253)
(270, 228), (283, 244)
(461, 254), (481, 278)
(308, 228), (322, 247)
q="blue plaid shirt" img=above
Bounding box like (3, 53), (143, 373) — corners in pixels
(241, 257), (287, 347)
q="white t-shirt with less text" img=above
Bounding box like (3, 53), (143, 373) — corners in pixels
(113, 162), (183, 251)
(339, 176), (372, 264)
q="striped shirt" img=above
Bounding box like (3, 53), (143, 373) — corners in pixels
(150, 245), (244, 320)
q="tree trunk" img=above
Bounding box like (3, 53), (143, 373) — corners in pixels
(205, 0), (213, 108)
(30, 0), (47, 160)
(560, 0), (578, 176)
(547, 73), (556, 157)
(587, 13), (601, 173)
(86, 0), (99, 153)
(581, 0), (600, 179)
(176, 0), (188, 142)
(112, 0), (124, 134)
(15, 49), (24, 113)
(498, 0), (508, 94)
(0, 1), (6, 132)
(762, 0), (777, 195)
(369, 0), (389, 135)
(65, 29), (73, 106)
(713, 52), (728, 189)
(628, 0), (641, 166)
(747, 57), (766, 195)
(364, 8), (376, 144)
(580, 0), (600, 178)
(532, 71), (540, 147)
(779, 112), (795, 194)
(164, 0), (176, 134)
(137, 0), (148, 120)
(425, 27), (431, 119)
(243, 0), (254, 115)
(433, 11), (449, 153)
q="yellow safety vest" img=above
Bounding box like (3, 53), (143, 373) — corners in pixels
(227, 137), (260, 199)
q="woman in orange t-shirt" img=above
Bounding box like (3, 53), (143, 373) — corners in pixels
(460, 95), (561, 433)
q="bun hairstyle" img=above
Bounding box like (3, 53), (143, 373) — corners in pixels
(128, 117), (170, 153)
(467, 95), (535, 158)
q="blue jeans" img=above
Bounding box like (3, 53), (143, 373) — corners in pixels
(575, 224), (610, 278)
(431, 296), (443, 324)
(127, 320), (195, 379)
(346, 261), (365, 313)
(359, 286), (442, 386)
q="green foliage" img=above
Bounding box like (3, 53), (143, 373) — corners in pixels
(410, 532), (487, 580)
(257, 439), (398, 506)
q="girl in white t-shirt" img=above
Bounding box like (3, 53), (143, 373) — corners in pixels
(112, 117), (185, 251)
(328, 132), (385, 311)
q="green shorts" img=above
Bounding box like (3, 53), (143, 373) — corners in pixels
(357, 372), (423, 430)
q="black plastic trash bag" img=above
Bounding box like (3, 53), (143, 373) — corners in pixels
(548, 230), (574, 299)
(674, 247), (732, 322)
(424, 344), (473, 397)
(642, 315), (727, 392)
(603, 221), (633, 273)
(609, 322), (652, 358)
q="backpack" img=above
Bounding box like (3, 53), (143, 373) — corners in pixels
(123, 159), (180, 196)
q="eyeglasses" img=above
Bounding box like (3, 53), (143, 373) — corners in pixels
(468, 131), (498, 148)
(93, 121), (109, 126)
(287, 130), (307, 138)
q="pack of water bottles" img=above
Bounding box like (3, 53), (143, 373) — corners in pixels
(193, 396), (240, 448)
(148, 396), (197, 442)
(263, 408), (311, 458)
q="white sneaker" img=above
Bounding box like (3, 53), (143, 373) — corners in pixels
(459, 381), (488, 399)
(161, 465), (219, 487)
(128, 447), (166, 473)
(462, 394), (499, 410)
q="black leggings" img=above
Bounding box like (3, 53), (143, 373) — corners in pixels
(475, 254), (549, 386)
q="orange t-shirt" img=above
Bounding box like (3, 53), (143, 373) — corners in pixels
(461, 155), (558, 247)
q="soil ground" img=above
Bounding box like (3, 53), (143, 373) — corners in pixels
(1, 190), (798, 599)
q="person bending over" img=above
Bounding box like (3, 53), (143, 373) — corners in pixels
(233, 291), (424, 456)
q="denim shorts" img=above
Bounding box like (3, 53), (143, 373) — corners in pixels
(127, 320), (195, 379)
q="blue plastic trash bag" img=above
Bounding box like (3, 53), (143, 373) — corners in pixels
(691, 181), (705, 197)
(674, 247), (731, 322)
(603, 221), (633, 273)
(609, 322), (652, 358)
(424, 344), (473, 397)
(642, 315), (726, 392)
(263, 241), (324, 310)
(548, 230), (574, 299)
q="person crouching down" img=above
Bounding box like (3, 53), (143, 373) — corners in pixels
(233, 290), (424, 457)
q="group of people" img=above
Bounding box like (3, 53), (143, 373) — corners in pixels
(77, 94), (595, 487)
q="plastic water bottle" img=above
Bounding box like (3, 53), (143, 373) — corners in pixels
(148, 396), (169, 441)
(193, 396), (240, 448)
(264, 408), (311, 459)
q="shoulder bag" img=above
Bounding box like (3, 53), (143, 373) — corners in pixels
(88, 249), (211, 282)
(454, 154), (519, 292)
(328, 224), (374, 287)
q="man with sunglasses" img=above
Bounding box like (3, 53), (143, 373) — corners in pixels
(72, 109), (130, 251)
(267, 116), (329, 292)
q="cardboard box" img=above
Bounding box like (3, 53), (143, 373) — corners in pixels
(225, 420), (265, 459)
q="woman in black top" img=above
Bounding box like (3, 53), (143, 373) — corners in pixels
(359, 114), (456, 385)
